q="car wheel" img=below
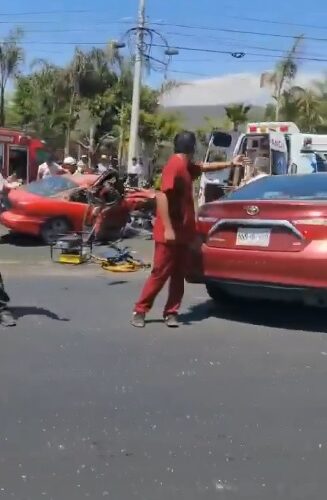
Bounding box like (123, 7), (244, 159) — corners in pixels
(41, 217), (72, 244)
(206, 283), (235, 308)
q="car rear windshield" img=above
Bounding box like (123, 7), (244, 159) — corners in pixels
(23, 176), (78, 197)
(225, 174), (327, 201)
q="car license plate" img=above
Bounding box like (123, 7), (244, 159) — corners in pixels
(236, 228), (271, 247)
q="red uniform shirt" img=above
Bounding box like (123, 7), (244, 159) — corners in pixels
(153, 154), (201, 244)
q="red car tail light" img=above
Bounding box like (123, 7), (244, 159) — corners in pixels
(197, 205), (219, 233)
(293, 218), (327, 240)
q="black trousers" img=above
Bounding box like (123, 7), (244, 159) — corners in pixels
(0, 273), (10, 310)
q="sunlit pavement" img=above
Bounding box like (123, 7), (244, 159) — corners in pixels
(1, 229), (327, 499)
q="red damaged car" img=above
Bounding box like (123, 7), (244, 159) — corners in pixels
(193, 174), (327, 307)
(0, 172), (155, 243)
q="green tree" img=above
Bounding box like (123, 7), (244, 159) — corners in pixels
(0, 28), (24, 126)
(296, 89), (323, 132)
(260, 36), (303, 121)
(13, 62), (69, 146)
(224, 104), (252, 131)
(11, 47), (183, 164)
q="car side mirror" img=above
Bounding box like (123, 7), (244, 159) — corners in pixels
(212, 132), (232, 148)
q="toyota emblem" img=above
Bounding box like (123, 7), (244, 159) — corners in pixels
(246, 205), (259, 216)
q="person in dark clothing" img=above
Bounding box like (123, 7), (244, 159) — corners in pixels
(0, 273), (15, 326)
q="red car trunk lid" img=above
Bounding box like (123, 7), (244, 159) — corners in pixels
(201, 200), (327, 253)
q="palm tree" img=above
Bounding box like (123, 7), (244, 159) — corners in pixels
(63, 49), (89, 154)
(260, 35), (303, 121)
(224, 104), (252, 131)
(159, 79), (184, 96)
(296, 89), (323, 132)
(0, 28), (24, 126)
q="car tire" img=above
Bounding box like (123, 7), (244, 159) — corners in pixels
(206, 283), (235, 308)
(41, 217), (72, 244)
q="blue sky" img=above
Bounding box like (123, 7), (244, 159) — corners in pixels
(1, 0), (326, 88)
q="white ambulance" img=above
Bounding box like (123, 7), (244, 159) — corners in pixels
(198, 122), (326, 206)
(198, 122), (297, 205)
(289, 133), (327, 174)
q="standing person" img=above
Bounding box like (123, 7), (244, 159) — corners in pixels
(131, 131), (246, 328)
(81, 154), (88, 166)
(0, 174), (18, 326)
(37, 152), (65, 180)
(128, 157), (142, 187)
(138, 157), (145, 185)
(76, 160), (86, 174)
(97, 155), (109, 174)
(0, 273), (15, 327)
(62, 156), (77, 175)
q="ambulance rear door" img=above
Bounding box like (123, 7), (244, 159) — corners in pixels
(269, 131), (288, 175)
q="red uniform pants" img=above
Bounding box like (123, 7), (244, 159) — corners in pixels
(134, 243), (188, 316)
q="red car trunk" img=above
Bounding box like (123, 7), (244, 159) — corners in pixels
(190, 174), (327, 294)
(202, 200), (327, 253)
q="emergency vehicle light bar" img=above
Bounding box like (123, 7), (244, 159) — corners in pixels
(247, 122), (300, 134)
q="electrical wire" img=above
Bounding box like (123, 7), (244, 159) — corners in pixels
(225, 15), (327, 31)
(1, 38), (324, 64)
(150, 21), (327, 43)
(0, 9), (94, 16)
(164, 30), (327, 59)
(151, 43), (327, 62)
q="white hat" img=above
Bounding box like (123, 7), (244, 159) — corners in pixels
(63, 156), (77, 165)
(101, 154), (108, 160)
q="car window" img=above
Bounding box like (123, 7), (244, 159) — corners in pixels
(22, 176), (78, 197)
(224, 174), (327, 201)
(315, 153), (327, 172)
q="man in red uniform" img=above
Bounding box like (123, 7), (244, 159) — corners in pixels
(132, 131), (246, 328)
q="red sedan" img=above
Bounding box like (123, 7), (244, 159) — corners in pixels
(194, 174), (327, 307)
(0, 173), (155, 243)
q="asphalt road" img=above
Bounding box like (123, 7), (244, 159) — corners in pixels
(1, 228), (327, 499)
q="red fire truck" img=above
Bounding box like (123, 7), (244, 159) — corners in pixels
(0, 128), (47, 182)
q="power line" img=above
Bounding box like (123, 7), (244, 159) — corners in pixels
(1, 38), (325, 63)
(164, 31), (327, 59)
(151, 21), (327, 43)
(0, 9), (325, 32)
(225, 15), (327, 31)
(0, 20), (131, 26)
(16, 25), (326, 60)
(152, 43), (327, 62)
(0, 9), (94, 16)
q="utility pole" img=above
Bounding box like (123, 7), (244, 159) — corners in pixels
(127, 0), (145, 173)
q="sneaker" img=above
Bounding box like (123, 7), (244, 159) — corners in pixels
(131, 312), (146, 328)
(164, 314), (179, 328)
(0, 308), (16, 327)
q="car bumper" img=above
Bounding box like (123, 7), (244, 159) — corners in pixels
(206, 278), (327, 306)
(202, 241), (327, 289)
(0, 211), (45, 236)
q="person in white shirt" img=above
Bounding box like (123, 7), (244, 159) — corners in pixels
(0, 172), (22, 192)
(76, 160), (86, 174)
(62, 156), (77, 175)
(37, 153), (65, 180)
(128, 157), (143, 187)
(97, 155), (110, 174)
